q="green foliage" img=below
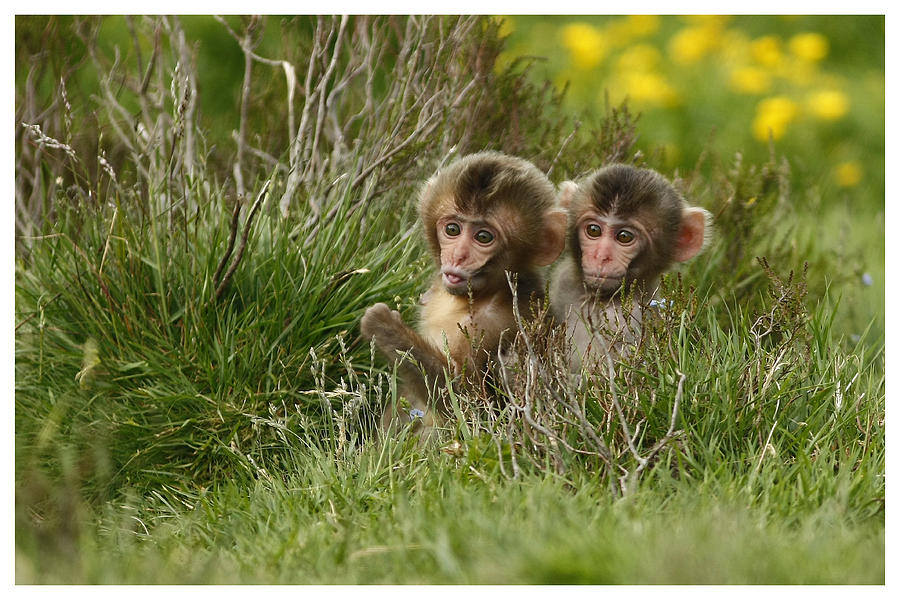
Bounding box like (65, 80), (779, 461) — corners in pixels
(15, 15), (882, 584)
(15, 435), (884, 584)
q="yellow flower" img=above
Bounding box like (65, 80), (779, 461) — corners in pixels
(789, 32), (829, 62)
(603, 15), (660, 47)
(615, 43), (662, 72)
(623, 15), (661, 36)
(752, 96), (799, 141)
(561, 22), (608, 70)
(617, 71), (680, 107)
(751, 35), (784, 68)
(835, 161), (863, 187)
(806, 89), (849, 120)
(729, 66), (772, 94)
(680, 15), (732, 28)
(669, 25), (720, 64)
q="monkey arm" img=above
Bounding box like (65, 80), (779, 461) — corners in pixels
(548, 257), (582, 322)
(360, 303), (453, 387)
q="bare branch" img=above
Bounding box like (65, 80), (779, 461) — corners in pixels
(215, 180), (271, 300)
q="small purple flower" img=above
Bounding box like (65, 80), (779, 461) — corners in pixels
(649, 298), (672, 310)
(409, 408), (425, 419)
(862, 273), (873, 287)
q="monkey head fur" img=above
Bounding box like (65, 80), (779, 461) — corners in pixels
(419, 151), (566, 298)
(558, 163), (710, 301)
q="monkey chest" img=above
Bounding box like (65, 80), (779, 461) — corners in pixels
(419, 292), (513, 353)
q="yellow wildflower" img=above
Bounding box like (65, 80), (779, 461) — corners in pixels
(806, 89), (849, 120)
(603, 15), (660, 47)
(751, 35), (783, 68)
(623, 15), (661, 37)
(617, 71), (680, 107)
(669, 25), (720, 64)
(835, 161), (863, 187)
(789, 32), (829, 62)
(729, 66), (772, 94)
(680, 15), (732, 28)
(561, 22), (608, 70)
(752, 96), (799, 141)
(615, 43), (662, 72)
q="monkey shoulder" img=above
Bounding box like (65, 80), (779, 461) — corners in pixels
(548, 257), (580, 313)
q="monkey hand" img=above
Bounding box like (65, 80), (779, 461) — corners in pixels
(360, 303), (406, 343)
(361, 303), (447, 380)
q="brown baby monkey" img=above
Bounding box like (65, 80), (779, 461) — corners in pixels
(550, 163), (711, 369)
(361, 151), (567, 430)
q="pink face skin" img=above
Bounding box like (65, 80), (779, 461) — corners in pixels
(436, 215), (504, 296)
(577, 211), (648, 295)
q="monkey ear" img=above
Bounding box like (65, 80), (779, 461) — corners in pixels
(673, 207), (711, 262)
(557, 181), (579, 210)
(534, 209), (568, 266)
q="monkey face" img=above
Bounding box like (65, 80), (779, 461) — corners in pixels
(576, 211), (647, 295)
(435, 214), (507, 296)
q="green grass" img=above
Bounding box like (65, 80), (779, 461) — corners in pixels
(15, 444), (885, 584)
(15, 15), (883, 584)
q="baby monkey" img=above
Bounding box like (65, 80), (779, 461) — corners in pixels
(550, 163), (711, 369)
(361, 151), (567, 429)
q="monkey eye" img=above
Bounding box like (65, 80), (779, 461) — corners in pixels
(444, 222), (461, 237)
(585, 223), (602, 238)
(616, 229), (636, 244)
(474, 229), (494, 244)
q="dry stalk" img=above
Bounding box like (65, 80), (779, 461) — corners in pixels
(214, 179), (271, 300)
(496, 273), (614, 473)
(490, 272), (689, 493)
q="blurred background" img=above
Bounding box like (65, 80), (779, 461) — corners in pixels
(16, 15), (885, 206)
(500, 15), (884, 208)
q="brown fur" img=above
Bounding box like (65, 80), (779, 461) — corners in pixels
(361, 151), (566, 431)
(551, 164), (711, 370)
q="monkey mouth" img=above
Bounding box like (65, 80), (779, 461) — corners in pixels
(442, 269), (473, 293)
(584, 273), (624, 291)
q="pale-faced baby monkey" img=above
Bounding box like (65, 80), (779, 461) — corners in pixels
(550, 163), (711, 370)
(361, 151), (567, 430)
